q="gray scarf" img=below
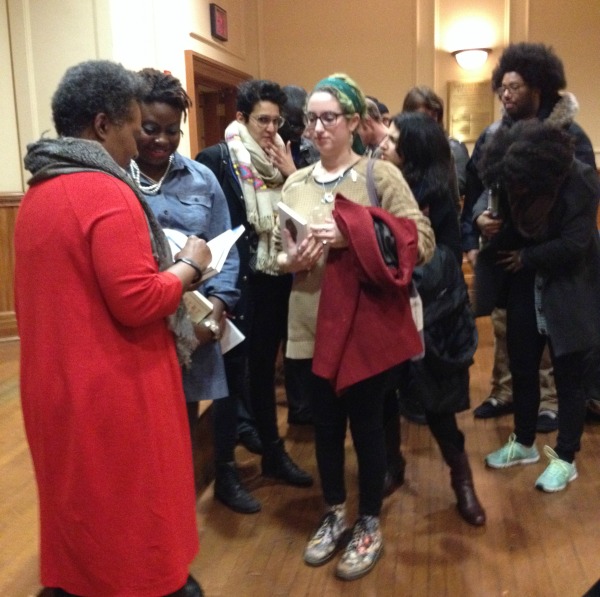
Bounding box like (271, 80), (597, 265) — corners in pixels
(24, 137), (198, 367)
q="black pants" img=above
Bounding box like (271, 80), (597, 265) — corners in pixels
(309, 362), (393, 517)
(247, 272), (293, 445)
(506, 268), (588, 461)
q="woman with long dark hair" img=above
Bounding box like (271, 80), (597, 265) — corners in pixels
(380, 111), (486, 526)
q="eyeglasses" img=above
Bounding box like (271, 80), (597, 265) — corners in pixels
(496, 82), (526, 97)
(248, 114), (286, 129)
(303, 111), (345, 129)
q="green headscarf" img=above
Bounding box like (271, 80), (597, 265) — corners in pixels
(313, 73), (367, 153)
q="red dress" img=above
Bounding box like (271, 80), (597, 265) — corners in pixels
(14, 172), (198, 596)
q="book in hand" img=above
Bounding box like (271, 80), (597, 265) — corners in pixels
(277, 201), (308, 254)
(220, 319), (245, 354)
(182, 291), (213, 325)
(163, 225), (245, 283)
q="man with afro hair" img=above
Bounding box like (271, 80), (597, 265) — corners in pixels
(464, 42), (596, 430)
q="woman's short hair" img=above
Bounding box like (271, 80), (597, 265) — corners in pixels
(138, 68), (193, 121)
(52, 60), (143, 137)
(236, 79), (287, 116)
(402, 86), (444, 124)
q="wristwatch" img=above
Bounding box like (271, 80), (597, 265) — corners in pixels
(202, 318), (222, 340)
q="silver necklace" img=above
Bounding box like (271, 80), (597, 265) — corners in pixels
(130, 154), (174, 195)
(313, 162), (358, 204)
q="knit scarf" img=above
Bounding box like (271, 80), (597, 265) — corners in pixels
(224, 120), (284, 274)
(24, 137), (198, 367)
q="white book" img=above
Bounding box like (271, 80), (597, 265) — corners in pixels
(163, 225), (244, 283)
(277, 201), (308, 254)
(219, 319), (245, 354)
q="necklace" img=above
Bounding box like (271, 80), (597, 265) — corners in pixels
(130, 154), (174, 195)
(313, 160), (360, 204)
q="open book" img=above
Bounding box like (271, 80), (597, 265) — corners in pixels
(277, 201), (308, 254)
(163, 225), (245, 283)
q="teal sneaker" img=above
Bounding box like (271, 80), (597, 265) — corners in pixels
(485, 433), (540, 468)
(535, 446), (578, 492)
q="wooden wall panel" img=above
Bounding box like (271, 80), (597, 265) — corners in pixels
(0, 194), (20, 339)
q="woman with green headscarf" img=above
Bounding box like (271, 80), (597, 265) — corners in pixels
(279, 73), (435, 581)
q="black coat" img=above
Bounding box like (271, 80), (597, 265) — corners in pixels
(474, 160), (600, 357)
(196, 143), (257, 336)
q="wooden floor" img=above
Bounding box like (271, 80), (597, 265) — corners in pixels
(2, 318), (600, 597)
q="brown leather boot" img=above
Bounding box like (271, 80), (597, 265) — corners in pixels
(448, 451), (486, 526)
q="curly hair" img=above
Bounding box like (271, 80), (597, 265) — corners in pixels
(236, 79), (287, 115)
(491, 43), (566, 102)
(52, 60), (143, 137)
(137, 68), (193, 121)
(401, 86), (444, 125)
(479, 120), (574, 198)
(392, 112), (451, 207)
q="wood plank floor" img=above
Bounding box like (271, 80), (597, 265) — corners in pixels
(2, 317), (600, 597)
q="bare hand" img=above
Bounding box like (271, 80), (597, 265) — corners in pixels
(497, 250), (523, 272)
(265, 141), (296, 178)
(280, 230), (324, 273)
(178, 236), (212, 271)
(466, 249), (479, 268)
(309, 218), (348, 249)
(476, 210), (503, 239)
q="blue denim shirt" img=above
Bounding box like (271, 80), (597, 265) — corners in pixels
(143, 152), (240, 401)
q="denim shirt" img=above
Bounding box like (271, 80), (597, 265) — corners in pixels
(143, 152), (240, 401)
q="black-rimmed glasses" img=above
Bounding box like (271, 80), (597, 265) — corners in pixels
(303, 111), (345, 129)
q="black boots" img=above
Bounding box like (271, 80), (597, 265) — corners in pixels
(237, 427), (263, 454)
(214, 462), (261, 514)
(383, 415), (406, 497)
(446, 451), (486, 526)
(262, 439), (313, 487)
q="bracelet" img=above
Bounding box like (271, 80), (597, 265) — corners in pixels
(202, 318), (222, 340)
(175, 257), (203, 283)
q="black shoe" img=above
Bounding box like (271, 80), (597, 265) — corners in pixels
(262, 440), (313, 487)
(214, 462), (261, 514)
(383, 453), (406, 497)
(237, 428), (263, 454)
(536, 409), (558, 433)
(287, 413), (313, 425)
(183, 575), (203, 597)
(473, 396), (514, 419)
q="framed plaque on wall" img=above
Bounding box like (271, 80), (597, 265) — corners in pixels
(447, 80), (494, 143)
(210, 4), (228, 41)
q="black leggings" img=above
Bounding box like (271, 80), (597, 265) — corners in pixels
(309, 363), (393, 517)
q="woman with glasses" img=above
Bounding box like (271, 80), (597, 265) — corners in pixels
(129, 69), (265, 516)
(279, 73), (434, 581)
(197, 79), (313, 491)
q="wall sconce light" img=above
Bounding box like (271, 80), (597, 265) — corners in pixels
(452, 48), (491, 70)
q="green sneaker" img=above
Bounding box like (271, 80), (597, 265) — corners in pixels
(485, 433), (540, 468)
(535, 446), (578, 492)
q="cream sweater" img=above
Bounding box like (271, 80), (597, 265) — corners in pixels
(280, 157), (434, 360)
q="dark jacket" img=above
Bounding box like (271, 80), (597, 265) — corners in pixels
(402, 182), (477, 414)
(474, 159), (600, 357)
(461, 92), (597, 252)
(196, 142), (257, 336)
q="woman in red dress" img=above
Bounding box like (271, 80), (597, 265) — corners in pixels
(14, 60), (210, 597)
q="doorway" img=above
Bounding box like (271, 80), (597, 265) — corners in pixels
(184, 51), (251, 157)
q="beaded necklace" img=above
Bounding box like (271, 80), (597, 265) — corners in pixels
(129, 154), (174, 196)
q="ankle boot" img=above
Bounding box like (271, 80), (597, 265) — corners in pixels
(214, 462), (261, 514)
(447, 451), (486, 526)
(383, 415), (406, 497)
(262, 439), (313, 487)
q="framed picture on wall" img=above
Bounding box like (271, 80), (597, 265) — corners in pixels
(210, 4), (228, 42)
(447, 80), (494, 143)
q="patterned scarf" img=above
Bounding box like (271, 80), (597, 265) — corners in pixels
(224, 120), (285, 274)
(24, 137), (198, 367)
